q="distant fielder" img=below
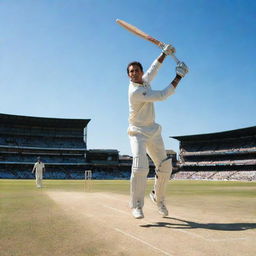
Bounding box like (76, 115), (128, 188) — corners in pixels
(127, 45), (188, 219)
(32, 156), (45, 188)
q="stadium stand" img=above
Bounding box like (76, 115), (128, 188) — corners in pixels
(0, 113), (90, 179)
(171, 126), (256, 181)
(4, 113), (254, 181)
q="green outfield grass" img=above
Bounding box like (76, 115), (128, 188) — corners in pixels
(0, 179), (255, 256)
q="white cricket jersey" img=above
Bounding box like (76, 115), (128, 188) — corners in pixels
(128, 59), (175, 136)
(34, 162), (45, 173)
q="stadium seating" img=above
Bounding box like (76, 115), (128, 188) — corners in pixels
(171, 126), (256, 181)
(0, 113), (90, 179)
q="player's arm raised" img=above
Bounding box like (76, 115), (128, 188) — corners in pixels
(143, 44), (176, 83)
(133, 61), (189, 102)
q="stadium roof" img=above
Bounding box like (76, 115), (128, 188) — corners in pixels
(0, 113), (90, 129)
(171, 126), (256, 142)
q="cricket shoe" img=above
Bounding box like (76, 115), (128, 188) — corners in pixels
(132, 207), (144, 219)
(150, 190), (169, 217)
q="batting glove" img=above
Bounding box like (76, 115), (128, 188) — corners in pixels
(176, 61), (189, 77)
(161, 44), (176, 56)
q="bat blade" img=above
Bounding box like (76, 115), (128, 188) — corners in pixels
(116, 19), (180, 64)
(116, 19), (163, 47)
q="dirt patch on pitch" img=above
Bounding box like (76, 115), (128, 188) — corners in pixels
(46, 191), (256, 256)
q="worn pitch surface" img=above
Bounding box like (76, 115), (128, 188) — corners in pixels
(47, 190), (255, 256)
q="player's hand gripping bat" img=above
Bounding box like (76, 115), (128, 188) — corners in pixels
(116, 19), (180, 64)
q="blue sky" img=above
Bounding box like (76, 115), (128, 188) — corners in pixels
(0, 0), (255, 155)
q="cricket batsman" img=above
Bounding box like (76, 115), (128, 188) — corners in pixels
(127, 44), (188, 219)
(32, 156), (45, 188)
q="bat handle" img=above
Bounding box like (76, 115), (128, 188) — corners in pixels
(171, 53), (180, 64)
(159, 42), (180, 64)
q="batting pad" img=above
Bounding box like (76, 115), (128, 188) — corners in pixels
(153, 171), (171, 203)
(130, 169), (148, 209)
(157, 158), (172, 174)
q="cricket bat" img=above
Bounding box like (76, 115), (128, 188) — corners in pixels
(116, 19), (180, 64)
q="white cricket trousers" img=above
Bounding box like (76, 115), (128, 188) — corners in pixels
(35, 170), (43, 188)
(129, 127), (172, 209)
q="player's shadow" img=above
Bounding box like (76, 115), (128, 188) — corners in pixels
(140, 217), (256, 231)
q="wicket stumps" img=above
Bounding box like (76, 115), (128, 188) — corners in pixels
(84, 170), (92, 191)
